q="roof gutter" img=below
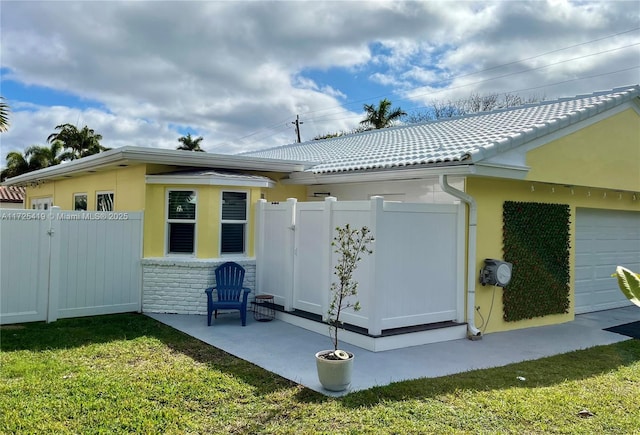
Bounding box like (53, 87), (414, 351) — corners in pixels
(439, 174), (482, 339)
(285, 164), (476, 185)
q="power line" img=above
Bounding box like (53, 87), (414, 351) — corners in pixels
(297, 26), (640, 118)
(238, 63), (640, 147)
(302, 65), (640, 125)
(231, 27), (640, 146)
(306, 41), (639, 124)
(499, 64), (640, 96)
(303, 42), (639, 125)
(402, 64), (640, 117)
(404, 42), (640, 102)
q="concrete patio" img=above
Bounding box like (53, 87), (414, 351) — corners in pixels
(147, 306), (640, 397)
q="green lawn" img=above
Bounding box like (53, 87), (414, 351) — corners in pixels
(1, 314), (639, 434)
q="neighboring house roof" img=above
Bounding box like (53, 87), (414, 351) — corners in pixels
(1, 147), (310, 186)
(243, 85), (640, 175)
(0, 185), (25, 203)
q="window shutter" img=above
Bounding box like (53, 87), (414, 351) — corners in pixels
(169, 223), (195, 253)
(222, 192), (247, 220)
(221, 223), (245, 253)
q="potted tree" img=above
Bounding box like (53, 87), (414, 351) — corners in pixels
(315, 224), (374, 391)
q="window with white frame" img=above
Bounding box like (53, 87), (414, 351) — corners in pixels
(74, 193), (87, 211)
(220, 191), (247, 255)
(167, 189), (197, 254)
(96, 191), (114, 211)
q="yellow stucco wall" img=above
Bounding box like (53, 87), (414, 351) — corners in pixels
(143, 183), (304, 258)
(467, 177), (640, 333)
(254, 172), (307, 203)
(526, 108), (640, 191)
(145, 184), (217, 258)
(25, 165), (147, 211)
(143, 183), (164, 257)
(25, 165), (305, 260)
(466, 108), (640, 333)
(25, 164), (306, 258)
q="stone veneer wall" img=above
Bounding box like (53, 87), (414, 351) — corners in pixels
(142, 258), (256, 315)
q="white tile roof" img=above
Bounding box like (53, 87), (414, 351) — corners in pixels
(243, 85), (640, 174)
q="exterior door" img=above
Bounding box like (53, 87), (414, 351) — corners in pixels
(291, 203), (326, 315)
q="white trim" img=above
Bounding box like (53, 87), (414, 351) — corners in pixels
(146, 173), (275, 187)
(285, 165), (476, 185)
(142, 257), (256, 266)
(274, 311), (467, 352)
(285, 163), (531, 185)
(165, 188), (198, 257)
(220, 190), (248, 256)
(472, 163), (530, 179)
(2, 146), (310, 186)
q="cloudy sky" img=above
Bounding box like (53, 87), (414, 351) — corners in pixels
(1, 0), (639, 161)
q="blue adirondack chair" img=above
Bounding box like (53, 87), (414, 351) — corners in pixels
(205, 262), (252, 326)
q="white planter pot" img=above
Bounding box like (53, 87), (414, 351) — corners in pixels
(315, 350), (354, 392)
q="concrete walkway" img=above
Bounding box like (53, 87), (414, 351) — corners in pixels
(147, 306), (640, 397)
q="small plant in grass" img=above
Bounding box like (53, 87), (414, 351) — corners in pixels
(322, 224), (374, 360)
(612, 266), (640, 307)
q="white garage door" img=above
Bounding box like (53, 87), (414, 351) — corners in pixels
(575, 208), (640, 314)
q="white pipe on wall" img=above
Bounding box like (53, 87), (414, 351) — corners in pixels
(439, 175), (482, 339)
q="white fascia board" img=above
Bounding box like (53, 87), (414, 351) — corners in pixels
(472, 162), (530, 179)
(2, 149), (132, 185)
(283, 165), (477, 185)
(2, 146), (310, 186)
(146, 174), (275, 188)
(118, 147), (311, 172)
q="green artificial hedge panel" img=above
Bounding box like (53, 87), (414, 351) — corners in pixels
(502, 201), (571, 321)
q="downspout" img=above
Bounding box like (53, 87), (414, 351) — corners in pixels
(439, 174), (482, 339)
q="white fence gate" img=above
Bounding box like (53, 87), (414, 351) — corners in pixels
(255, 196), (465, 336)
(1, 207), (143, 325)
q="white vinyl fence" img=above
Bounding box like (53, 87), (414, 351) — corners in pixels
(255, 196), (465, 336)
(0, 207), (143, 325)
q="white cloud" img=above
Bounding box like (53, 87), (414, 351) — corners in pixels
(1, 0), (638, 161)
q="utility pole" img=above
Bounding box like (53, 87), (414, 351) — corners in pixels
(292, 114), (303, 143)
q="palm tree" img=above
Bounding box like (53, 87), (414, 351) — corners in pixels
(47, 124), (108, 160)
(25, 141), (65, 168)
(1, 151), (35, 181)
(0, 142), (66, 181)
(360, 98), (407, 130)
(0, 96), (10, 133)
(177, 133), (205, 152)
